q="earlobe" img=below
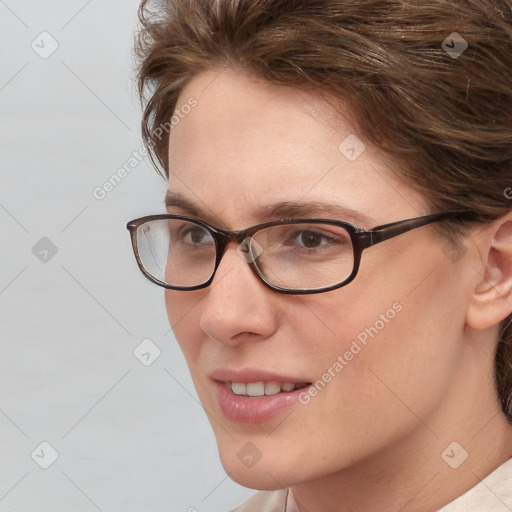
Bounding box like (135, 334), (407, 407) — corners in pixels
(466, 216), (512, 331)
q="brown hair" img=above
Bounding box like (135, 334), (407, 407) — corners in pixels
(135, 0), (512, 418)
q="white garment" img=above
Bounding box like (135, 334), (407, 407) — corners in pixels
(230, 457), (512, 512)
(438, 457), (512, 511)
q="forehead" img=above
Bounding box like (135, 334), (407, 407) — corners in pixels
(166, 67), (426, 228)
(170, 66), (344, 155)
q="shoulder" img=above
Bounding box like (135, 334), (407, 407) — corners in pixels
(228, 489), (288, 512)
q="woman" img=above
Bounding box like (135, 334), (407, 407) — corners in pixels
(127, 0), (512, 510)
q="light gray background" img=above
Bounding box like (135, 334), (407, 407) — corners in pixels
(0, 1), (254, 510)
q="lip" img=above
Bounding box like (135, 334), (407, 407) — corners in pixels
(210, 368), (312, 424)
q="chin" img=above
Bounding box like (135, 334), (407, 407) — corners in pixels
(219, 454), (290, 490)
(216, 438), (314, 491)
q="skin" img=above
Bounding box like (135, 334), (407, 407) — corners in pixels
(164, 67), (512, 512)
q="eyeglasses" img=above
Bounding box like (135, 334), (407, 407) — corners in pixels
(126, 211), (476, 295)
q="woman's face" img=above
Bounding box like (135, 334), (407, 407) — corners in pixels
(165, 68), (470, 489)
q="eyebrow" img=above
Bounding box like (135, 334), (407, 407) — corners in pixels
(165, 191), (203, 217)
(164, 191), (374, 227)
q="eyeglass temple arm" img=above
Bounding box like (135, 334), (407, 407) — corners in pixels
(361, 212), (477, 248)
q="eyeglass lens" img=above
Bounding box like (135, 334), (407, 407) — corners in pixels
(135, 218), (355, 291)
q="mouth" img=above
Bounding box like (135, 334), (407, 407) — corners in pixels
(210, 369), (313, 424)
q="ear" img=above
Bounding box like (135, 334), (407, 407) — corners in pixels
(466, 213), (512, 331)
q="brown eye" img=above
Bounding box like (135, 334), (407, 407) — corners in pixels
(183, 227), (212, 245)
(288, 228), (347, 250)
(297, 230), (327, 248)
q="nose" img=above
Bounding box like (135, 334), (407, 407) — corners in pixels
(199, 244), (279, 346)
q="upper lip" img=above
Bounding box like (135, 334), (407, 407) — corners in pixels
(210, 368), (311, 384)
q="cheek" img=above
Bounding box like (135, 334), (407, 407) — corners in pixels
(289, 250), (464, 428)
(327, 263), (463, 417)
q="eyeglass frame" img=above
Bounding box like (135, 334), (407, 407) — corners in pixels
(126, 211), (478, 295)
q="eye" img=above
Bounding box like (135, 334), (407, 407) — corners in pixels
(290, 229), (344, 249)
(180, 226), (214, 245)
(294, 230), (331, 248)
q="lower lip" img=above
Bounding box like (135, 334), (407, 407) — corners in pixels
(215, 381), (308, 424)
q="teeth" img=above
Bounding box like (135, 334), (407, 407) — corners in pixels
(246, 382), (265, 397)
(231, 382), (246, 395)
(264, 381), (281, 395)
(229, 381), (307, 396)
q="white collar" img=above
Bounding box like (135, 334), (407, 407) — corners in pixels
(438, 457), (512, 511)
